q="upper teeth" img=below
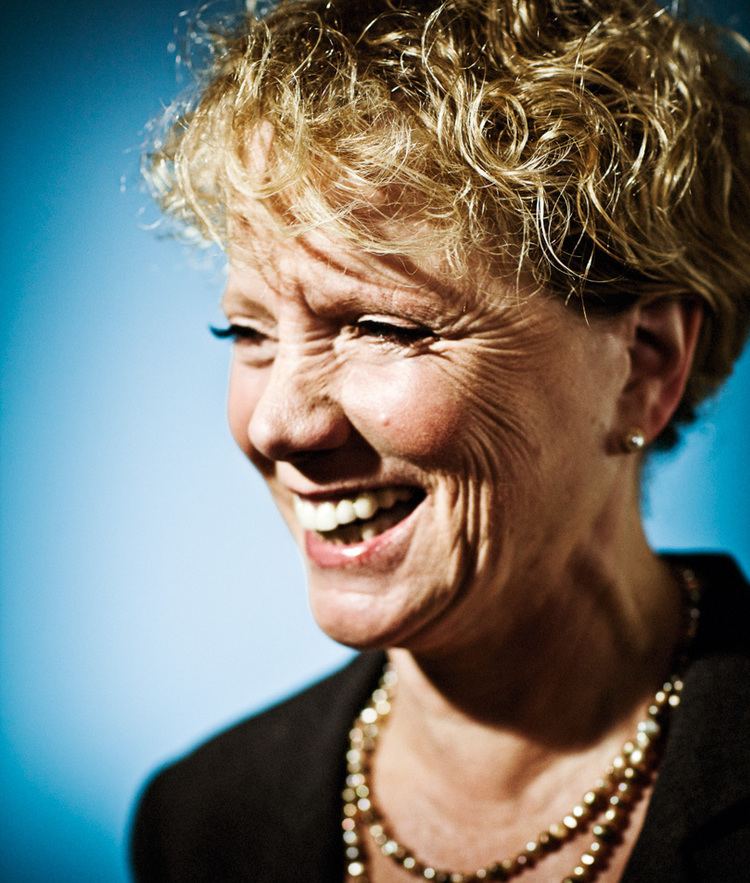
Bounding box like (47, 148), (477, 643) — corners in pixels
(293, 487), (413, 533)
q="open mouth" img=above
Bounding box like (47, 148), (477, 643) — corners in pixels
(293, 487), (425, 545)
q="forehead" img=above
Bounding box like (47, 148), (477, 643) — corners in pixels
(222, 219), (475, 320)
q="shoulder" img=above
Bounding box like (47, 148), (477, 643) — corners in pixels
(665, 551), (750, 653)
(130, 651), (384, 882)
(152, 649), (383, 783)
(663, 552), (750, 794)
(625, 553), (750, 881)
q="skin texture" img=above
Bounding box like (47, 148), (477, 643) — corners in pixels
(221, 218), (703, 881)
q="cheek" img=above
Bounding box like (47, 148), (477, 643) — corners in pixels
(341, 359), (471, 462)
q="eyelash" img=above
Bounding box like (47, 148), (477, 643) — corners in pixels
(210, 324), (266, 343)
(210, 320), (435, 347)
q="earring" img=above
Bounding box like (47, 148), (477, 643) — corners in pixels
(622, 428), (646, 453)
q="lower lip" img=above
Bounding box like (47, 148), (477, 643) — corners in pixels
(304, 502), (422, 569)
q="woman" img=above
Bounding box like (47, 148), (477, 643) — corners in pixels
(132, 0), (750, 880)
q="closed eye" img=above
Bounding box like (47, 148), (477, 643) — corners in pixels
(355, 319), (435, 345)
(210, 323), (267, 344)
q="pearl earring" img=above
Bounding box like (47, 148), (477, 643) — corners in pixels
(623, 428), (646, 453)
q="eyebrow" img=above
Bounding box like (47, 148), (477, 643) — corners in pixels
(222, 236), (473, 325)
(220, 286), (275, 322)
(294, 238), (466, 321)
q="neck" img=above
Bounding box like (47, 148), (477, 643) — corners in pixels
(384, 528), (685, 794)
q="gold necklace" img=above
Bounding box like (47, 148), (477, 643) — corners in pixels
(342, 568), (701, 883)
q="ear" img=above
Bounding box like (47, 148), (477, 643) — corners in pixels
(618, 297), (704, 446)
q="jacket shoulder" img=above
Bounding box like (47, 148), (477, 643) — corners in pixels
(665, 552), (750, 652)
(624, 553), (750, 881)
(130, 651), (384, 882)
(155, 650), (381, 779)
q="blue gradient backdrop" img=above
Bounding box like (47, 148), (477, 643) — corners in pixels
(2, 2), (748, 880)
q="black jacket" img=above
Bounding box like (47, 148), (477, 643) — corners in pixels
(131, 555), (750, 882)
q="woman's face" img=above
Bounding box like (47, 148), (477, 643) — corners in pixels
(222, 227), (631, 654)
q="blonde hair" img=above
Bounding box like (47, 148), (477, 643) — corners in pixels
(145, 0), (750, 448)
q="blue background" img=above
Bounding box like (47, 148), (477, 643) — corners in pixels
(1, 1), (748, 880)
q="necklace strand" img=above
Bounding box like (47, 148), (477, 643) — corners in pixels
(342, 568), (701, 883)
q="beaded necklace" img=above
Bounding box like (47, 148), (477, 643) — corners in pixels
(342, 568), (701, 883)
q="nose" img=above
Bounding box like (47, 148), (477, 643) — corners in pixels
(247, 351), (351, 462)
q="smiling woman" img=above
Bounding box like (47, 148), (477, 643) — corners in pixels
(131, 1), (750, 881)
(215, 228), (657, 659)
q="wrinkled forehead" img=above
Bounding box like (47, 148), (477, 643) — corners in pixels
(224, 202), (496, 316)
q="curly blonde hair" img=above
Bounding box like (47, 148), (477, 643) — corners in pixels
(145, 0), (750, 448)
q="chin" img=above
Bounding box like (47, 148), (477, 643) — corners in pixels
(306, 569), (448, 652)
(308, 583), (399, 650)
